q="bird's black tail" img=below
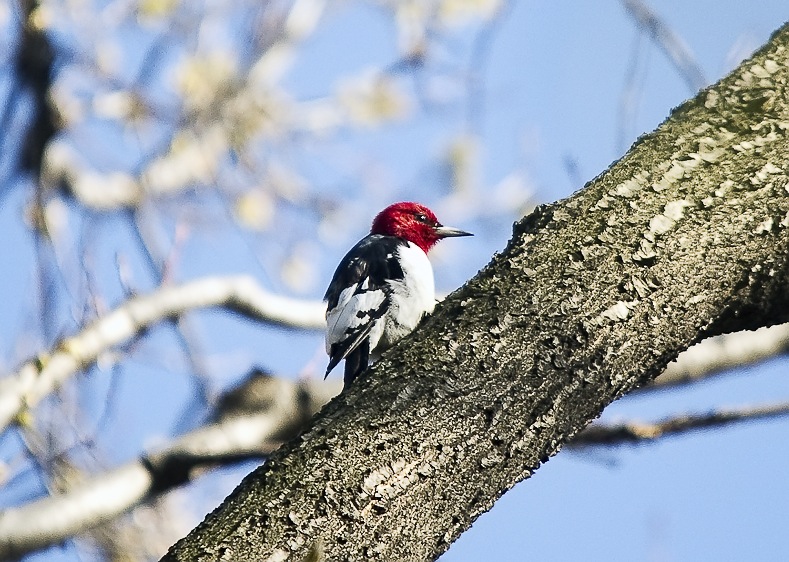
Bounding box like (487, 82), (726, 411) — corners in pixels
(343, 339), (370, 390)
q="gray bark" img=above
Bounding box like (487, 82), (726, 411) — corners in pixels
(162, 24), (789, 562)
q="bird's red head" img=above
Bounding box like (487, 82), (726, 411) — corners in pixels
(370, 202), (472, 253)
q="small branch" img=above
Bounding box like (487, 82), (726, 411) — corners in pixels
(616, 31), (647, 154)
(129, 208), (214, 417)
(0, 375), (341, 560)
(622, 0), (706, 92)
(465, 0), (512, 135)
(0, 276), (325, 434)
(572, 402), (789, 447)
(644, 324), (789, 391)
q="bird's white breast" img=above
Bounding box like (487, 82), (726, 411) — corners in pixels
(374, 241), (435, 354)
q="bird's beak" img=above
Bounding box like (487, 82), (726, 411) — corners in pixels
(433, 224), (473, 238)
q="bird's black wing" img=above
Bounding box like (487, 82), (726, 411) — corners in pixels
(324, 234), (406, 380)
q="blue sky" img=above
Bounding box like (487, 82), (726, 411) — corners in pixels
(3, 2), (789, 561)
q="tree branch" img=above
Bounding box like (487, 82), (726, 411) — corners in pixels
(647, 324), (789, 390)
(5, 350), (786, 559)
(0, 276), (325, 434)
(0, 266), (783, 558)
(8, 349), (788, 560)
(622, 0), (707, 92)
(5, 328), (788, 560)
(572, 401), (789, 446)
(0, 374), (341, 560)
(160, 24), (789, 561)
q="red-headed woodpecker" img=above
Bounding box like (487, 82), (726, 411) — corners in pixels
(324, 202), (472, 389)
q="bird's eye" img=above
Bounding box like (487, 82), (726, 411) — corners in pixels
(415, 213), (429, 223)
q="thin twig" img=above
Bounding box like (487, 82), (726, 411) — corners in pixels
(572, 401), (789, 446)
(622, 0), (707, 93)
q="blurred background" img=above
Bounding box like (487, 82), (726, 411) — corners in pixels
(1, 1), (789, 560)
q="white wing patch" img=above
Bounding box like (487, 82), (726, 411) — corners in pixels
(325, 283), (387, 355)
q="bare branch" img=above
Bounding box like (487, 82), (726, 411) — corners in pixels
(0, 375), (341, 560)
(0, 276), (325, 433)
(645, 324), (789, 391)
(622, 0), (707, 92)
(572, 402), (789, 446)
(130, 208), (215, 416)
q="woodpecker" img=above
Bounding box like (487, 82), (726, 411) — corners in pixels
(324, 202), (472, 389)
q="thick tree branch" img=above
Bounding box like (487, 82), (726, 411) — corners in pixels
(0, 375), (341, 559)
(6, 330), (789, 557)
(5, 349), (786, 559)
(0, 276), (325, 433)
(161, 24), (789, 562)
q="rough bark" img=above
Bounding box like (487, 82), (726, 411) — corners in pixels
(163, 24), (789, 562)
